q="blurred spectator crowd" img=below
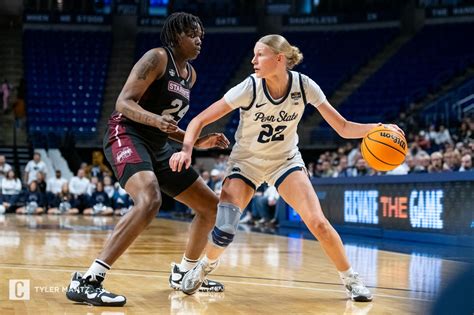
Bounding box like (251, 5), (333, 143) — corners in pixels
(310, 117), (474, 177)
(0, 151), (131, 215)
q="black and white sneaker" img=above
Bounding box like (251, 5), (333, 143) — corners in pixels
(169, 263), (224, 293)
(66, 272), (126, 307)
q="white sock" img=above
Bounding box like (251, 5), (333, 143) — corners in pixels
(180, 256), (198, 272)
(338, 267), (355, 280)
(202, 255), (218, 266)
(84, 259), (110, 283)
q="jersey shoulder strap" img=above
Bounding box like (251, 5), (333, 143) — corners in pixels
(298, 72), (308, 105)
(187, 63), (193, 85)
(241, 75), (257, 111)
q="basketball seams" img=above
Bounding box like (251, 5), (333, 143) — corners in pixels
(362, 137), (399, 167)
(366, 134), (407, 157)
(362, 127), (407, 171)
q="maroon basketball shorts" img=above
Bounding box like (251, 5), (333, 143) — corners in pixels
(103, 124), (198, 197)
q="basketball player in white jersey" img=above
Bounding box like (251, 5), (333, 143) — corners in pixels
(169, 34), (403, 302)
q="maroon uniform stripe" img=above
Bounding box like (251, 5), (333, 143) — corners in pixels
(108, 119), (144, 179)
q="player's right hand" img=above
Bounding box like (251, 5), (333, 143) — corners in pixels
(169, 151), (191, 172)
(377, 122), (405, 136)
(157, 114), (178, 133)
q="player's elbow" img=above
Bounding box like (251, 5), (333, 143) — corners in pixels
(189, 116), (205, 130)
(115, 97), (126, 113)
(334, 120), (350, 138)
(338, 129), (351, 139)
(116, 97), (137, 115)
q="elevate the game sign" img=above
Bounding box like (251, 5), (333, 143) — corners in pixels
(343, 189), (444, 230)
(296, 174), (473, 236)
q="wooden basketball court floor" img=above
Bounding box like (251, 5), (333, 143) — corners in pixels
(0, 214), (469, 314)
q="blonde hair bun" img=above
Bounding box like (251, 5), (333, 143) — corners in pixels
(258, 34), (303, 69)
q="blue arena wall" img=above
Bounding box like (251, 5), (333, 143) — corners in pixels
(277, 172), (474, 247)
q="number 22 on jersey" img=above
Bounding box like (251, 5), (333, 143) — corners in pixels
(257, 124), (287, 143)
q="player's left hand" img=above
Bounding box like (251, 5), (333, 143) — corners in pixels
(169, 151), (192, 172)
(195, 133), (230, 149)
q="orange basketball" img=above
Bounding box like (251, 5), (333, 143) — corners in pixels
(361, 126), (408, 171)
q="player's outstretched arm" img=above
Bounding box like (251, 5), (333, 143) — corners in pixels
(115, 48), (177, 133)
(169, 98), (233, 172)
(168, 127), (230, 150)
(316, 100), (403, 138)
(194, 132), (230, 150)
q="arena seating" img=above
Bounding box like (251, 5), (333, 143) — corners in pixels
(337, 22), (474, 124)
(284, 28), (398, 100)
(24, 30), (111, 136)
(310, 22), (474, 144)
(421, 77), (474, 128)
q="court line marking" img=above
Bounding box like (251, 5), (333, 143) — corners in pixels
(0, 265), (434, 302)
(0, 262), (440, 294)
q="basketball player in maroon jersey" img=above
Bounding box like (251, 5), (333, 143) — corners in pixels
(66, 12), (229, 306)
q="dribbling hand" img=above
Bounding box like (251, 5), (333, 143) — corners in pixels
(169, 151), (191, 172)
(157, 114), (178, 133)
(378, 123), (405, 136)
(195, 133), (230, 149)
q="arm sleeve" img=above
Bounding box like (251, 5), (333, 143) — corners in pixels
(301, 74), (326, 108)
(223, 76), (255, 109)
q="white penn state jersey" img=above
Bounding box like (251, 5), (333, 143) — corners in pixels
(224, 71), (326, 160)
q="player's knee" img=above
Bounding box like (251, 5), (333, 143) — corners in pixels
(135, 187), (162, 218)
(149, 195), (162, 212)
(194, 198), (218, 223)
(312, 218), (331, 241)
(210, 202), (241, 248)
(198, 210), (217, 228)
(146, 194), (162, 217)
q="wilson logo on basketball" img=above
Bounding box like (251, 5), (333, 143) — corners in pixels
(362, 126), (408, 171)
(380, 132), (406, 150)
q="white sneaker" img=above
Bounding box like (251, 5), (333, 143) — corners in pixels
(169, 262), (224, 292)
(342, 272), (373, 302)
(181, 260), (219, 295)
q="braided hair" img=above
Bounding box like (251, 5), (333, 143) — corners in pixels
(160, 12), (204, 47)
